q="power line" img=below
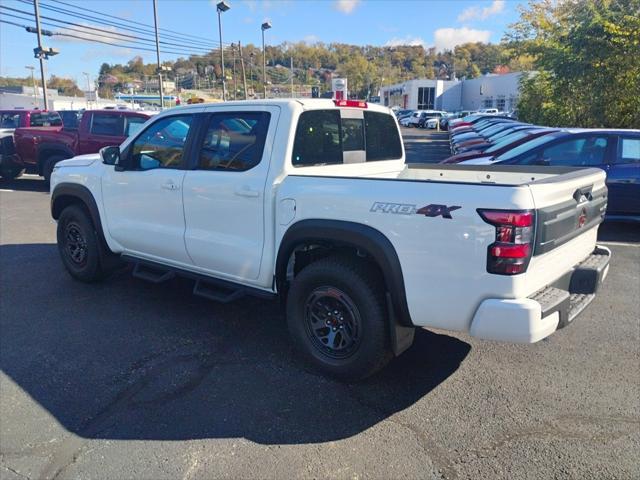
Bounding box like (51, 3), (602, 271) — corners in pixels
(7, 3), (222, 53)
(17, 0), (230, 49)
(0, 13), (220, 57)
(51, 0), (225, 45)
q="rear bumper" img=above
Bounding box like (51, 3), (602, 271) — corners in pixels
(469, 246), (611, 343)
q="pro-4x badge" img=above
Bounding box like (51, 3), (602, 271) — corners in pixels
(370, 202), (461, 219)
(416, 204), (461, 219)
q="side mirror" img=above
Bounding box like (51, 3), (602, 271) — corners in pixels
(100, 145), (120, 166)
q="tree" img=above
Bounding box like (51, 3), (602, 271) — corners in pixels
(507, 0), (640, 128)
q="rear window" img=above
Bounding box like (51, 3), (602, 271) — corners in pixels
(292, 110), (402, 167)
(29, 112), (62, 127)
(496, 133), (560, 161)
(91, 114), (124, 136)
(364, 111), (402, 161)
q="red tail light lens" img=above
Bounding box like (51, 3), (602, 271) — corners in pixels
(478, 209), (535, 275)
(333, 100), (368, 108)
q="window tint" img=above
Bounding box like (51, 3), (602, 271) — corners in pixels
(59, 111), (80, 130)
(486, 131), (530, 153)
(542, 136), (607, 166)
(131, 115), (193, 170)
(125, 116), (147, 137)
(496, 133), (559, 161)
(617, 137), (640, 164)
(292, 110), (342, 166)
(0, 113), (22, 128)
(198, 112), (270, 171)
(91, 114), (124, 136)
(364, 111), (402, 161)
(30, 112), (62, 127)
(341, 118), (364, 151)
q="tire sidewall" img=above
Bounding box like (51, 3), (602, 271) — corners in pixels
(57, 205), (102, 282)
(286, 259), (388, 380)
(44, 155), (66, 184)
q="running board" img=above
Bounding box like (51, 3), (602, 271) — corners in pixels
(122, 254), (276, 303)
(192, 279), (244, 303)
(132, 262), (176, 283)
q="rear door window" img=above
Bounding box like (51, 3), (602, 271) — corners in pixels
(91, 114), (124, 136)
(0, 113), (22, 128)
(292, 110), (342, 166)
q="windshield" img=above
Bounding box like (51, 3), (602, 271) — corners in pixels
(485, 130), (532, 153)
(495, 133), (561, 161)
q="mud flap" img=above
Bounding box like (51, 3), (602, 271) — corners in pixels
(386, 292), (415, 356)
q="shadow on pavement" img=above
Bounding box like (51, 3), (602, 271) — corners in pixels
(598, 221), (640, 243)
(0, 176), (48, 193)
(0, 243), (470, 445)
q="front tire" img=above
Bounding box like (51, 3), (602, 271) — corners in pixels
(43, 155), (66, 185)
(286, 256), (392, 381)
(57, 205), (109, 282)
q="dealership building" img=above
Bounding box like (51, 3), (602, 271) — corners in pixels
(379, 72), (524, 112)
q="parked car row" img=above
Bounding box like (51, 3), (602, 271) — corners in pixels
(441, 114), (640, 220)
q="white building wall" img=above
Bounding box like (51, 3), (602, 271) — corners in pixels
(380, 71), (526, 113)
(0, 92), (117, 110)
(460, 72), (522, 112)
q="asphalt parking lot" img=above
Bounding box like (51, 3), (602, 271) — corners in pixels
(1, 145), (639, 479)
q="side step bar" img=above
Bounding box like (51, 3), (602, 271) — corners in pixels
(123, 255), (276, 303)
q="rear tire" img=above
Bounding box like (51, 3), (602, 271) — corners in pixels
(43, 155), (66, 185)
(57, 204), (110, 282)
(286, 255), (392, 381)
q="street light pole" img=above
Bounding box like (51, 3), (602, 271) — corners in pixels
(32, 0), (49, 110)
(25, 66), (38, 108)
(82, 72), (91, 109)
(261, 21), (271, 99)
(217, 1), (230, 102)
(152, 0), (164, 110)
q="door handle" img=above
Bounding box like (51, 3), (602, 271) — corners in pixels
(235, 185), (260, 198)
(161, 180), (179, 191)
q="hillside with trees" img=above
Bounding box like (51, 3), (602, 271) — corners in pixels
(95, 41), (522, 100)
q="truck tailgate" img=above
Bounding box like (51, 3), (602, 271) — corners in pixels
(517, 167), (608, 297)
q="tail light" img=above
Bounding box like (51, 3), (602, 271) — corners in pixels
(333, 100), (367, 108)
(477, 209), (535, 275)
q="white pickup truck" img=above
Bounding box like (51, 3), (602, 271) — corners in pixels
(50, 99), (611, 380)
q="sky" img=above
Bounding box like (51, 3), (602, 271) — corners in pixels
(0, 0), (526, 85)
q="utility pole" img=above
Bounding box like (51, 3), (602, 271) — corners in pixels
(290, 56), (294, 98)
(231, 43), (237, 100)
(261, 21), (271, 99)
(25, 66), (38, 108)
(216, 1), (230, 101)
(32, 0), (49, 110)
(82, 72), (91, 109)
(249, 52), (255, 97)
(239, 41), (248, 100)
(152, 0), (164, 109)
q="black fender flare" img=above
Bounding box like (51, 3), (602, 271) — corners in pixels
(276, 219), (414, 327)
(51, 183), (107, 244)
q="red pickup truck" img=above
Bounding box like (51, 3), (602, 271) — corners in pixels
(1, 109), (150, 182)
